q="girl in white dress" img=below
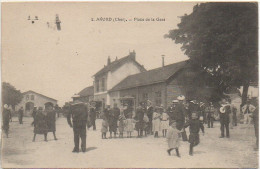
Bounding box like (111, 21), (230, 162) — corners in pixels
(161, 110), (169, 137)
(152, 106), (161, 138)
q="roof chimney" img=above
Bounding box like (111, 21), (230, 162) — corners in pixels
(129, 50), (136, 60)
(162, 55), (165, 67)
(107, 56), (111, 65)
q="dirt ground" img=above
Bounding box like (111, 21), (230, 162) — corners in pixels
(1, 117), (258, 168)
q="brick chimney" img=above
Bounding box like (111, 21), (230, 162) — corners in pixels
(107, 56), (111, 65)
(129, 50), (136, 60)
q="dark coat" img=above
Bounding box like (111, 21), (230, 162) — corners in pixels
(18, 109), (24, 118)
(108, 108), (120, 132)
(175, 103), (186, 130)
(167, 106), (177, 124)
(184, 119), (204, 145)
(147, 106), (153, 122)
(34, 111), (48, 134)
(2, 108), (10, 132)
(219, 105), (230, 124)
(135, 107), (145, 130)
(89, 107), (97, 123)
(46, 110), (56, 132)
(67, 103), (88, 128)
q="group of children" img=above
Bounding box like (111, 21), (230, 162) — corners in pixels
(101, 112), (139, 139)
(101, 106), (171, 139)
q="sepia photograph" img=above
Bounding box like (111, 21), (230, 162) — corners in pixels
(1, 1), (259, 168)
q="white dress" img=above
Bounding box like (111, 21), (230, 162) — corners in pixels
(160, 113), (169, 130)
(152, 112), (161, 132)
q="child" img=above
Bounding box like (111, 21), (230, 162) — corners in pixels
(161, 109), (169, 137)
(166, 121), (181, 157)
(101, 116), (109, 139)
(125, 113), (136, 138)
(118, 113), (126, 138)
(153, 106), (161, 138)
(184, 112), (204, 156)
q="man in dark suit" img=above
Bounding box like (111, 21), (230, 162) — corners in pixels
(67, 100), (88, 153)
(136, 102), (145, 137)
(219, 98), (230, 138)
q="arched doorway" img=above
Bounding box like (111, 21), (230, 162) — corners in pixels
(44, 102), (54, 110)
(25, 102), (34, 116)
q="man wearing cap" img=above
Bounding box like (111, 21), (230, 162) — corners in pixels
(67, 100), (88, 153)
(176, 95), (187, 141)
(167, 100), (178, 125)
(146, 100), (154, 135)
(2, 104), (11, 138)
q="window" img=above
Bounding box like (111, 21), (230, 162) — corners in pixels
(26, 95), (29, 100)
(155, 91), (162, 106)
(96, 80), (99, 92)
(31, 95), (35, 100)
(101, 78), (105, 91)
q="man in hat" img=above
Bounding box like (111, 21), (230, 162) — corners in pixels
(219, 98), (230, 138)
(135, 102), (145, 137)
(2, 104), (11, 138)
(89, 101), (97, 130)
(18, 107), (24, 124)
(67, 100), (88, 153)
(146, 100), (154, 135)
(176, 95), (187, 141)
(167, 100), (178, 125)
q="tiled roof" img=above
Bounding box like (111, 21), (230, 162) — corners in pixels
(110, 60), (188, 91)
(78, 86), (94, 97)
(23, 90), (57, 101)
(93, 52), (146, 77)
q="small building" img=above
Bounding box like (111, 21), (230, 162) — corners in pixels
(72, 86), (94, 103)
(15, 90), (57, 116)
(109, 60), (214, 109)
(93, 51), (146, 108)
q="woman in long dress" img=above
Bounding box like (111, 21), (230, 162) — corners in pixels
(33, 107), (48, 142)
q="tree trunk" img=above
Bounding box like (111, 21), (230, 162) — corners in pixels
(241, 82), (249, 106)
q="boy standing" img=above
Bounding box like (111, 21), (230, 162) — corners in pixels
(184, 112), (204, 156)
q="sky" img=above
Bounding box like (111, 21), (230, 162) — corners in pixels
(2, 2), (196, 106)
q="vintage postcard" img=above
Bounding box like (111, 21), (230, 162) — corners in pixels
(1, 1), (259, 168)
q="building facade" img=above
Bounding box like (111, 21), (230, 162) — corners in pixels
(15, 90), (57, 116)
(109, 60), (215, 109)
(93, 51), (146, 107)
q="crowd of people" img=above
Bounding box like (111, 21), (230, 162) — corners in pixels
(2, 94), (258, 155)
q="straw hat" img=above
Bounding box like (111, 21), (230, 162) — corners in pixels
(177, 95), (185, 101)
